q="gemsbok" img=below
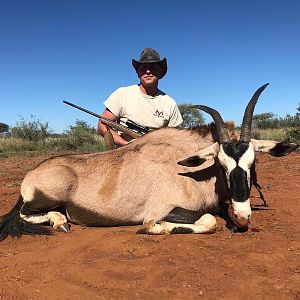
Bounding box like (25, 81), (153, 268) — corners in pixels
(0, 83), (298, 239)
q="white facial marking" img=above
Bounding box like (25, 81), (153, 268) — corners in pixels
(238, 143), (255, 185)
(218, 145), (237, 171)
(229, 199), (251, 227)
(238, 143), (255, 171)
(218, 145), (236, 185)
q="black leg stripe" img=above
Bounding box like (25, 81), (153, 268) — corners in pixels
(170, 227), (194, 234)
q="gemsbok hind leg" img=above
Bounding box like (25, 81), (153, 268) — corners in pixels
(18, 165), (77, 233)
(144, 213), (217, 234)
(0, 195), (68, 241)
(18, 164), (77, 233)
(20, 209), (70, 233)
(20, 191), (70, 233)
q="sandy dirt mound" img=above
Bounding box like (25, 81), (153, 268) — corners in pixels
(0, 152), (299, 299)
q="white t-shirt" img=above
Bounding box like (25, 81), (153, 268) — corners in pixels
(104, 85), (183, 131)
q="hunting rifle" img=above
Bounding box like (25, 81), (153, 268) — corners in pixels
(63, 100), (149, 139)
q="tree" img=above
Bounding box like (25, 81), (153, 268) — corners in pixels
(295, 102), (300, 121)
(0, 122), (9, 134)
(178, 104), (205, 128)
(252, 112), (277, 129)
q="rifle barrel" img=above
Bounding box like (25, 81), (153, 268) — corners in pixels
(63, 100), (143, 139)
(63, 100), (102, 119)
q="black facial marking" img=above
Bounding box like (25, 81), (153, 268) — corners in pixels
(229, 166), (249, 202)
(170, 227), (194, 234)
(269, 142), (299, 157)
(222, 141), (249, 162)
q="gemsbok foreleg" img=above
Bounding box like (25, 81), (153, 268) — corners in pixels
(144, 213), (217, 234)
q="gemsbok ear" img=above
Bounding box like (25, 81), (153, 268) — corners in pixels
(178, 142), (220, 167)
(177, 156), (206, 167)
(251, 139), (299, 157)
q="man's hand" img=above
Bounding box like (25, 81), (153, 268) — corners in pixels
(98, 109), (128, 147)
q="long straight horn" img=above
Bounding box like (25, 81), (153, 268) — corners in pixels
(192, 105), (229, 143)
(240, 83), (269, 142)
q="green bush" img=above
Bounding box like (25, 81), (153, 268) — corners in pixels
(1, 119), (106, 154)
(64, 120), (97, 147)
(10, 115), (52, 143)
(60, 120), (105, 151)
(45, 134), (106, 152)
(284, 103), (300, 144)
(285, 128), (300, 144)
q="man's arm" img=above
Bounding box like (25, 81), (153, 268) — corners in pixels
(98, 109), (129, 146)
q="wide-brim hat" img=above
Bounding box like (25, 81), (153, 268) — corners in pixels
(132, 48), (167, 79)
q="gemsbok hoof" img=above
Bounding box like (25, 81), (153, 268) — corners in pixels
(56, 223), (70, 233)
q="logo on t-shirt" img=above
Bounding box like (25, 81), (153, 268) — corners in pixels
(153, 110), (164, 118)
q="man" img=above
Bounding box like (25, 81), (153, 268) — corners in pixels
(98, 48), (183, 147)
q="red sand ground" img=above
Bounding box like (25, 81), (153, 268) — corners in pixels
(0, 152), (299, 299)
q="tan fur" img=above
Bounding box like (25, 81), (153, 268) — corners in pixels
(20, 123), (233, 227)
(98, 157), (124, 201)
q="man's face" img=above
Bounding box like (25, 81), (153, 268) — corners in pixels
(137, 63), (162, 86)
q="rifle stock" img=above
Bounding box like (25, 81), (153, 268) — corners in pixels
(63, 100), (143, 139)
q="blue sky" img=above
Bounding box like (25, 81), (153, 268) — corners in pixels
(0, 0), (299, 132)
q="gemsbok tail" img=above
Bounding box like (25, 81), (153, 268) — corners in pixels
(0, 196), (51, 241)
